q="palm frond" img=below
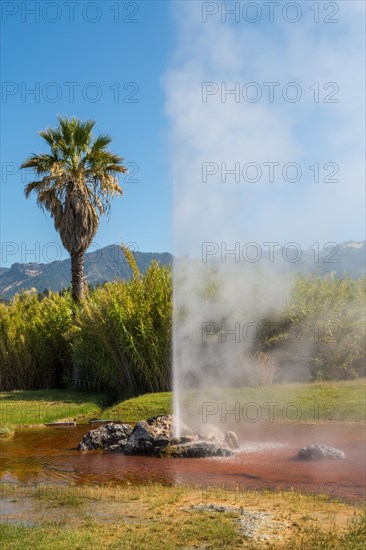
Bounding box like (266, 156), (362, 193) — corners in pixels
(39, 127), (61, 148)
(92, 134), (112, 150)
(24, 180), (45, 198)
(73, 119), (95, 150)
(21, 154), (59, 174)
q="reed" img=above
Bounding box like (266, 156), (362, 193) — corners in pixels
(259, 274), (366, 381)
(0, 291), (73, 390)
(73, 260), (172, 396)
(0, 269), (363, 393)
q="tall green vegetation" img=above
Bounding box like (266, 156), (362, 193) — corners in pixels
(0, 270), (363, 393)
(72, 260), (172, 396)
(0, 291), (73, 390)
(0, 261), (172, 394)
(21, 116), (126, 302)
(257, 274), (365, 382)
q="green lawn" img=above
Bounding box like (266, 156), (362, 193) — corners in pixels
(0, 389), (109, 431)
(103, 391), (172, 422)
(1, 380), (365, 433)
(105, 379), (366, 424)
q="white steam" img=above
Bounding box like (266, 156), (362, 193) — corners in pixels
(163, 1), (365, 432)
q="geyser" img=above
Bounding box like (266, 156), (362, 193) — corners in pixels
(164, 2), (365, 437)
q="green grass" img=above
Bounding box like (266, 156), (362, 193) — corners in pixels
(283, 515), (366, 550)
(0, 518), (239, 550)
(0, 389), (109, 430)
(105, 379), (365, 424)
(0, 379), (364, 432)
(103, 391), (172, 422)
(0, 483), (365, 549)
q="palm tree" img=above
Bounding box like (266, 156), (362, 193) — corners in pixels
(21, 116), (127, 302)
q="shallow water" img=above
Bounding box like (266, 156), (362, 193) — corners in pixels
(1, 422), (364, 502)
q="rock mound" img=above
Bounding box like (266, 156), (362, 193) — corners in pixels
(298, 444), (345, 460)
(77, 415), (239, 458)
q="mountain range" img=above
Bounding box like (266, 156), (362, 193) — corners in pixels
(0, 246), (172, 300)
(0, 241), (364, 300)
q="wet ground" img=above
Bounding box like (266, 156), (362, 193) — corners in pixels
(1, 422), (364, 503)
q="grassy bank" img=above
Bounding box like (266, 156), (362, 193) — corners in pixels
(104, 379), (366, 423)
(0, 483), (365, 549)
(1, 379), (364, 432)
(0, 390), (109, 432)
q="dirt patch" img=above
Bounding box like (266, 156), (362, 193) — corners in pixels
(190, 504), (288, 543)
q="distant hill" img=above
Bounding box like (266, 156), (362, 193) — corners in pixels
(0, 241), (364, 300)
(278, 240), (365, 279)
(0, 245), (172, 300)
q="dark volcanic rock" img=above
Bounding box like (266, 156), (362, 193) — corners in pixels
(153, 435), (171, 448)
(298, 444), (345, 460)
(162, 441), (234, 458)
(125, 415), (194, 456)
(124, 421), (155, 455)
(77, 414), (238, 459)
(77, 423), (133, 452)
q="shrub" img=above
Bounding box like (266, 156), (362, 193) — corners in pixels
(258, 275), (365, 381)
(0, 291), (73, 390)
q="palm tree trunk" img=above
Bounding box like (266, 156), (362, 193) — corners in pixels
(71, 250), (85, 384)
(71, 249), (85, 302)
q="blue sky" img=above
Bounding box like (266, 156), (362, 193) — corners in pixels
(1, 1), (174, 266)
(1, 1), (365, 266)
